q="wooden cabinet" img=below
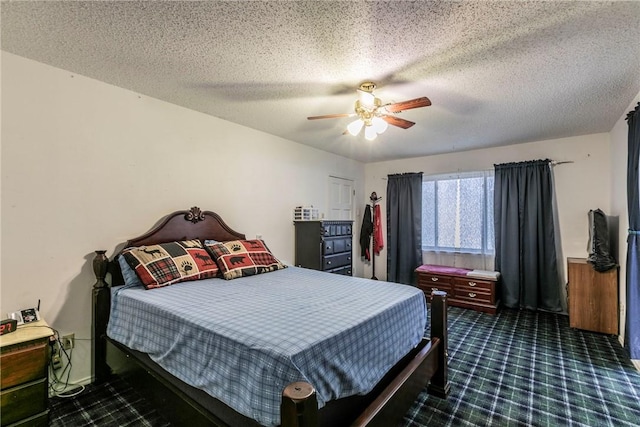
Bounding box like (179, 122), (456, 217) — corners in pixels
(1, 320), (53, 427)
(294, 220), (353, 276)
(568, 257), (619, 334)
(415, 265), (500, 315)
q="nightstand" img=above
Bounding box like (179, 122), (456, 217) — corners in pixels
(1, 319), (53, 427)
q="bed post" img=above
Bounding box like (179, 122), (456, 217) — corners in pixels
(428, 290), (450, 398)
(281, 382), (318, 427)
(92, 250), (111, 384)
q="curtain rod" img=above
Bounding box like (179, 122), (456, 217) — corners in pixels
(490, 160), (574, 170)
(389, 160), (575, 178)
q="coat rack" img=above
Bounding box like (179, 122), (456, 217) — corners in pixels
(370, 191), (382, 280)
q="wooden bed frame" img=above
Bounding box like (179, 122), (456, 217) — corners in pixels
(91, 207), (450, 427)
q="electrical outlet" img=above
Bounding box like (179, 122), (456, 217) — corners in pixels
(62, 333), (75, 350)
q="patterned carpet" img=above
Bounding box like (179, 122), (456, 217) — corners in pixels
(50, 307), (640, 426)
(49, 376), (170, 427)
(404, 307), (640, 427)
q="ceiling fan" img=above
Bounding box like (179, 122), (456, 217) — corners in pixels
(307, 82), (431, 141)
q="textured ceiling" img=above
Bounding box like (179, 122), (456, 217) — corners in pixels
(3, 1), (640, 163)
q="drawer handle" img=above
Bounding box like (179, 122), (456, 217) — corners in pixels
(347, 257), (351, 261)
(468, 292), (476, 298)
(431, 277), (439, 282)
(327, 261), (332, 265)
(468, 281), (477, 286)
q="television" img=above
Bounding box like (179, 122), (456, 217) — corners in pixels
(587, 209), (617, 272)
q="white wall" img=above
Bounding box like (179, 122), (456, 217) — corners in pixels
(0, 52), (365, 386)
(610, 89), (640, 367)
(363, 134), (612, 287)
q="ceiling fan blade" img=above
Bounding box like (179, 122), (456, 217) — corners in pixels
(382, 115), (416, 129)
(383, 97), (431, 113)
(307, 113), (356, 120)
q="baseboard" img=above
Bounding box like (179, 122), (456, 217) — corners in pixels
(617, 336), (640, 371)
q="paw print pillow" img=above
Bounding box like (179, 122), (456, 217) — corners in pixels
(122, 240), (220, 289)
(204, 240), (286, 280)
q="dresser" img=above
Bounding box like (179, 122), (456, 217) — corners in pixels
(294, 220), (353, 275)
(1, 320), (52, 427)
(567, 257), (619, 335)
(415, 265), (500, 315)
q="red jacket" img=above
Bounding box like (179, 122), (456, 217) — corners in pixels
(373, 204), (384, 255)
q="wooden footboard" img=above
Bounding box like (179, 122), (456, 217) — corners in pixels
(280, 291), (449, 427)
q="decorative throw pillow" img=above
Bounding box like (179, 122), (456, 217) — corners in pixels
(205, 239), (286, 280)
(122, 240), (220, 289)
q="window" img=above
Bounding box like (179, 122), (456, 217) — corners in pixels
(422, 171), (494, 254)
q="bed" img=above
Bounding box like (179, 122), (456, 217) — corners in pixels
(91, 207), (449, 427)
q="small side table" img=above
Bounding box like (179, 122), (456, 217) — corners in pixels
(1, 319), (53, 426)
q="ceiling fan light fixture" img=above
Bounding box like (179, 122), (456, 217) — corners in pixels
(364, 125), (377, 141)
(307, 82), (430, 139)
(358, 90), (376, 108)
(372, 116), (388, 134)
(347, 119), (364, 136)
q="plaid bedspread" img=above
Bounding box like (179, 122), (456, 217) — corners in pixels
(107, 266), (427, 426)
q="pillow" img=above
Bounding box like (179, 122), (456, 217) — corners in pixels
(122, 240), (219, 289)
(118, 253), (144, 288)
(205, 239), (286, 280)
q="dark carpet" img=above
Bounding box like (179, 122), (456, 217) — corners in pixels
(49, 376), (170, 427)
(403, 307), (640, 427)
(49, 307), (640, 426)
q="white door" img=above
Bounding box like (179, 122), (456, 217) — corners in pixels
(328, 176), (354, 220)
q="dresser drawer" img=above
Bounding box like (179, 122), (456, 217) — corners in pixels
(332, 238), (352, 254)
(454, 285), (493, 303)
(323, 252), (352, 270)
(1, 343), (48, 390)
(322, 238), (352, 255)
(453, 277), (494, 291)
(0, 378), (48, 426)
(329, 265), (353, 276)
(416, 281), (454, 297)
(418, 273), (453, 286)
(322, 223), (352, 237)
(323, 240), (335, 255)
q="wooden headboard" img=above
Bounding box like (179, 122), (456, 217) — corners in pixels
(123, 206), (245, 247)
(106, 206), (246, 287)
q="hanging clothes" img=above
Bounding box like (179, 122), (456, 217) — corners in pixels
(360, 204), (373, 261)
(373, 203), (384, 255)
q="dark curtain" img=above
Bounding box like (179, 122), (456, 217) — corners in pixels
(625, 102), (640, 359)
(387, 172), (423, 285)
(494, 160), (562, 311)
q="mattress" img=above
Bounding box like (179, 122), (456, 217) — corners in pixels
(107, 266), (427, 426)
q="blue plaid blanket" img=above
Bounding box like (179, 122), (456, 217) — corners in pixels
(107, 267), (427, 426)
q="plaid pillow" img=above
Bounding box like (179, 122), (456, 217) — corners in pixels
(122, 240), (219, 289)
(205, 239), (286, 280)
